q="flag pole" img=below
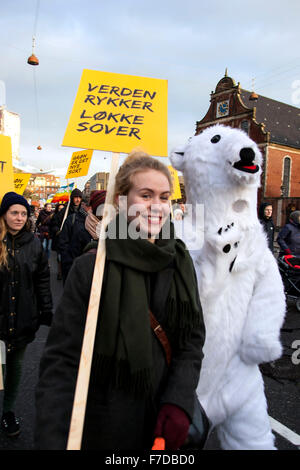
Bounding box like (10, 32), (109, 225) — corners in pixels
(59, 180), (72, 231)
(67, 152), (120, 450)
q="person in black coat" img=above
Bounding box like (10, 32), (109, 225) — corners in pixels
(36, 203), (54, 259)
(58, 205), (88, 284)
(258, 202), (275, 252)
(0, 192), (53, 437)
(57, 189), (85, 283)
(277, 210), (300, 256)
(69, 190), (107, 260)
(35, 152), (206, 450)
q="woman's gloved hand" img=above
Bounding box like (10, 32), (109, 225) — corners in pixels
(154, 403), (190, 450)
(284, 248), (292, 255)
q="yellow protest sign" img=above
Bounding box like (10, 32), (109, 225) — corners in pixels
(0, 135), (14, 203)
(168, 166), (182, 200)
(14, 173), (31, 195)
(65, 149), (93, 179)
(62, 70), (168, 156)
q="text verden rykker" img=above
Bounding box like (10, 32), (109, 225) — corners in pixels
(76, 83), (157, 140)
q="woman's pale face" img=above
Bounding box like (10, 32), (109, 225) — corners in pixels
(125, 169), (171, 238)
(4, 204), (28, 234)
(264, 205), (272, 218)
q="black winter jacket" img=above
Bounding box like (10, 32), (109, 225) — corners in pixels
(277, 220), (300, 256)
(0, 229), (53, 351)
(35, 250), (205, 450)
(36, 209), (54, 240)
(58, 207), (88, 281)
(258, 203), (274, 252)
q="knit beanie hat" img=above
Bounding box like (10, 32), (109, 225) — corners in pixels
(71, 188), (83, 201)
(0, 191), (31, 217)
(89, 190), (107, 215)
(290, 210), (300, 225)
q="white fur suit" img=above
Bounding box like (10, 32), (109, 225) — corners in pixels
(170, 125), (286, 450)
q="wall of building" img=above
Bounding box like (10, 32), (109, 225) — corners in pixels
(89, 172), (110, 192)
(265, 145), (300, 198)
(0, 106), (20, 161)
(28, 173), (60, 200)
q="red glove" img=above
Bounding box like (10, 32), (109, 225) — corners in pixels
(154, 404), (190, 450)
(284, 248), (292, 255)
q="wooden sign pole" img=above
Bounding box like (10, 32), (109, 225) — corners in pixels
(67, 152), (120, 450)
(169, 201), (174, 220)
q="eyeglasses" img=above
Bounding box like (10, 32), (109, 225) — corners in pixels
(8, 210), (28, 218)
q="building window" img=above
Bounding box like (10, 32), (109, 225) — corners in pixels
(281, 156), (291, 197)
(240, 120), (249, 135)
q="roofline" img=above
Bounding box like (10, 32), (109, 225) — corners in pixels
(241, 88), (300, 112)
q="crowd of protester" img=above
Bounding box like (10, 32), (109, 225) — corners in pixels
(2, 165), (296, 450)
(0, 155), (205, 451)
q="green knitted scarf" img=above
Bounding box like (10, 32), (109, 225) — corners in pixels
(89, 215), (202, 396)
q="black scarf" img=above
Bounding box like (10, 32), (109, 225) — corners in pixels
(89, 215), (202, 396)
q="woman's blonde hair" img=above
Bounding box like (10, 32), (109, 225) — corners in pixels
(114, 150), (173, 205)
(0, 216), (8, 269)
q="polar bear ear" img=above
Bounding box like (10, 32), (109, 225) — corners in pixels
(170, 145), (186, 171)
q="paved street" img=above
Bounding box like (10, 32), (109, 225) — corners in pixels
(0, 252), (299, 451)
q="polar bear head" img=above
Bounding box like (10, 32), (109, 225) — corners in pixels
(170, 124), (262, 196)
(170, 124), (263, 232)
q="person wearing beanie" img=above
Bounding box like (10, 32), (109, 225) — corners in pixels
(277, 210), (300, 257)
(89, 190), (106, 216)
(70, 188), (83, 203)
(49, 203), (65, 280)
(84, 190), (107, 241)
(0, 192), (31, 218)
(55, 188), (83, 235)
(58, 188), (87, 284)
(0, 192), (53, 437)
(258, 202), (275, 253)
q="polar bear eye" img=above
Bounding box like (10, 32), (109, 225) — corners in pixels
(211, 135), (221, 143)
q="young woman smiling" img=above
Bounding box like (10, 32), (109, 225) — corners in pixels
(35, 152), (205, 450)
(0, 192), (52, 437)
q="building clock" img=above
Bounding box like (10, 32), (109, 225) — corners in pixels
(216, 100), (229, 118)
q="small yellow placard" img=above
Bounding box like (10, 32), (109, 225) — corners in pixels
(65, 149), (93, 179)
(168, 166), (182, 200)
(14, 173), (31, 195)
(62, 70), (168, 156)
(0, 135), (14, 203)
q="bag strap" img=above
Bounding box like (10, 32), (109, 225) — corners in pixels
(149, 310), (172, 366)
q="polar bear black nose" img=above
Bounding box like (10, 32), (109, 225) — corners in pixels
(239, 147), (255, 164)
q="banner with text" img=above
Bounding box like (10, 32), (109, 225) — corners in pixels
(14, 173), (31, 195)
(62, 70), (168, 156)
(65, 149), (93, 179)
(0, 135), (14, 203)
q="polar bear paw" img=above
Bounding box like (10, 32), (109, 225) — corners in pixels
(207, 222), (242, 272)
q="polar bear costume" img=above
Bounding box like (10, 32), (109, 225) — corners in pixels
(170, 125), (286, 450)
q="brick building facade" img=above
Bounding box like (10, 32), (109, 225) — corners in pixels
(28, 173), (60, 201)
(195, 72), (300, 227)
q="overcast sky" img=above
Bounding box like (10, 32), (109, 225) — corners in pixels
(1, 0), (300, 189)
